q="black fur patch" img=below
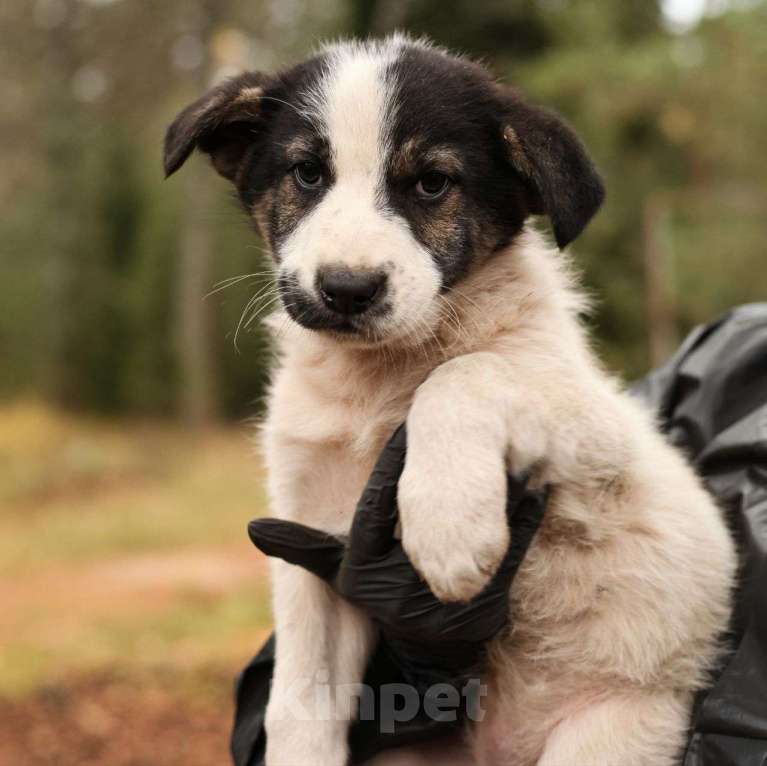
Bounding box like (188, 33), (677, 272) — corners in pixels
(235, 57), (336, 253)
(381, 44), (605, 291)
(497, 97), (606, 249)
(384, 47), (533, 289)
(164, 55), (335, 251)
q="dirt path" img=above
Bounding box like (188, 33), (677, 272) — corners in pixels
(0, 672), (236, 766)
(0, 409), (273, 762)
(0, 544), (267, 638)
(0, 545), (272, 765)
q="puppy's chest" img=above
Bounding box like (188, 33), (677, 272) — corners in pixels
(280, 438), (384, 536)
(265, 363), (417, 536)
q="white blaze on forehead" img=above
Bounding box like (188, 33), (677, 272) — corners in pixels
(307, 40), (403, 182)
(278, 38), (443, 344)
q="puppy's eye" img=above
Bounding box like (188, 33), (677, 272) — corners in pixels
(415, 171), (450, 200)
(293, 161), (324, 190)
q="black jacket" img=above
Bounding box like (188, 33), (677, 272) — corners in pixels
(634, 304), (767, 766)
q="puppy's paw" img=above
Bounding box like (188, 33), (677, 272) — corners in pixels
(398, 457), (509, 603)
(397, 354), (517, 602)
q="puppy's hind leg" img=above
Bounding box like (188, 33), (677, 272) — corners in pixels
(536, 691), (691, 766)
(265, 560), (375, 766)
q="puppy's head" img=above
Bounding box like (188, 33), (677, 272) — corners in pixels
(165, 36), (604, 345)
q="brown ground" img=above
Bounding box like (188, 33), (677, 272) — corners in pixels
(0, 404), (274, 766)
(0, 671), (236, 766)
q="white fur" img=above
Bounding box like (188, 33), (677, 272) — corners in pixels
(260, 44), (736, 766)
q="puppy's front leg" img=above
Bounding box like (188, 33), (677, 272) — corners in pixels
(399, 352), (545, 603)
(266, 559), (374, 766)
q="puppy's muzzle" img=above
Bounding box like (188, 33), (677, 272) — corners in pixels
(317, 268), (387, 316)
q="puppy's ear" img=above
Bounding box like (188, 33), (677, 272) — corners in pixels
(163, 72), (273, 181)
(500, 95), (605, 249)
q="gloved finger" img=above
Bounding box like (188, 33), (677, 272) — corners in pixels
(495, 480), (551, 579)
(248, 518), (345, 582)
(508, 482), (551, 555)
(347, 424), (407, 563)
(504, 470), (532, 516)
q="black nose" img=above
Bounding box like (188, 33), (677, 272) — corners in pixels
(318, 269), (386, 316)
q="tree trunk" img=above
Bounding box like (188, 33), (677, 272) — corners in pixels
(43, 0), (81, 407)
(175, 2), (219, 426)
(177, 163), (218, 425)
(642, 194), (677, 367)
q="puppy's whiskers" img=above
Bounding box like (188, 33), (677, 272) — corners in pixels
(234, 281), (281, 351)
(205, 271), (276, 299)
(440, 293), (478, 349)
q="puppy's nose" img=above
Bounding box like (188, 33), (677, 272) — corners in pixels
(318, 269), (386, 315)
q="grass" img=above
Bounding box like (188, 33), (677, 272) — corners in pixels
(0, 400), (273, 698)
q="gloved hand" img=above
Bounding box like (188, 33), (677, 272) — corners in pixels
(248, 424), (549, 682)
(242, 424), (549, 763)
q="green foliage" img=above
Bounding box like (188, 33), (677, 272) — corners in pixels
(518, 3), (767, 375)
(1, 0), (765, 415)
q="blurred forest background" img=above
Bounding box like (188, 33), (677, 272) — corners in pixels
(1, 1), (765, 764)
(3, 0), (766, 423)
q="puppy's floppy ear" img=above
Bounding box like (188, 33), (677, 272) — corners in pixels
(500, 94), (605, 249)
(163, 72), (273, 180)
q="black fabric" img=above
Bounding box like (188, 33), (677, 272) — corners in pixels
(231, 635), (273, 766)
(233, 304), (767, 766)
(634, 304), (767, 766)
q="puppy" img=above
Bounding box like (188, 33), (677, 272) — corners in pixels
(165, 36), (736, 766)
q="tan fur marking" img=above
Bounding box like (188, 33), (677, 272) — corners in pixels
(422, 145), (464, 175)
(283, 135), (317, 162)
(390, 136), (423, 176)
(251, 187), (273, 239)
(419, 189), (463, 252)
(390, 140), (465, 178)
(503, 125), (534, 177)
(236, 85), (263, 103)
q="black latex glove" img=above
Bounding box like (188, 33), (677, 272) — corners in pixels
(249, 425), (547, 679)
(247, 425), (548, 764)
